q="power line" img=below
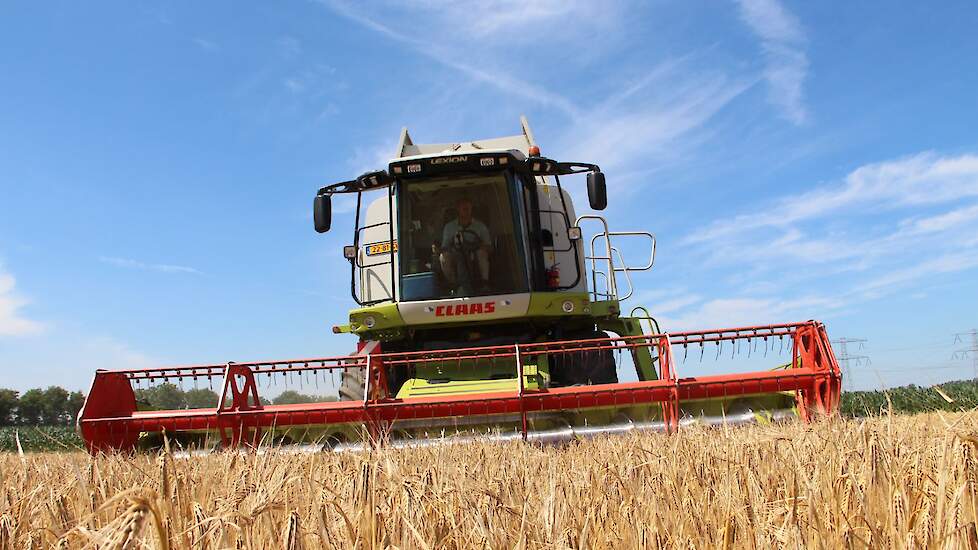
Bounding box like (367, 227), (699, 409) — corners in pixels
(832, 337), (870, 390)
(952, 329), (978, 380)
(868, 342), (954, 353)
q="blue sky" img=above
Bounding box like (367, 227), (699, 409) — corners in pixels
(1, 1), (977, 393)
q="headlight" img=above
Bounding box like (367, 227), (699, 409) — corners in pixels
(561, 300), (575, 313)
(363, 316), (376, 329)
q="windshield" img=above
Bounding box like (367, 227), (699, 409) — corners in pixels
(397, 172), (529, 300)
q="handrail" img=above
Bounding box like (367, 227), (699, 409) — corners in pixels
(610, 246), (634, 300)
(578, 214), (616, 301)
(629, 306), (661, 335)
(576, 215), (656, 302)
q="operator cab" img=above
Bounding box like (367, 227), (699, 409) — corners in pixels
(315, 148), (600, 308)
(398, 170), (530, 301)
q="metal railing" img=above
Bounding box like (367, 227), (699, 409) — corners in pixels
(577, 215), (656, 302)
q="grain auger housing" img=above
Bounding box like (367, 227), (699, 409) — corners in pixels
(78, 117), (841, 453)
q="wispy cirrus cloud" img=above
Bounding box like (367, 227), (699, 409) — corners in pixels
(192, 37), (218, 51)
(395, 0), (614, 39)
(562, 64), (755, 172)
(855, 251), (978, 297)
(99, 256), (201, 275)
(735, 0), (810, 125)
(0, 264), (44, 337)
(319, 0), (582, 118)
(656, 295), (843, 332)
(678, 151), (978, 301)
(325, 0), (759, 188)
(687, 152), (978, 244)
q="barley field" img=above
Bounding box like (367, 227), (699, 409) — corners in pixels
(2, 413), (977, 549)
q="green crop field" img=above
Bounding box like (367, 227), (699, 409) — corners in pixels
(840, 379), (978, 417)
(0, 426), (83, 453)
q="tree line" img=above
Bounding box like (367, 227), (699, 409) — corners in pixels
(0, 384), (338, 426)
(0, 387), (85, 426)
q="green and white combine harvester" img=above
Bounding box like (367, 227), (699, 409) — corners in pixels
(77, 118), (842, 453)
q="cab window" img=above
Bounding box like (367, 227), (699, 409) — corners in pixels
(398, 172), (529, 300)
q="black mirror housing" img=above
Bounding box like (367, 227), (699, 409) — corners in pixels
(313, 194), (332, 233)
(586, 172), (608, 210)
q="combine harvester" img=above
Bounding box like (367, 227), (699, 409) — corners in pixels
(78, 118), (841, 453)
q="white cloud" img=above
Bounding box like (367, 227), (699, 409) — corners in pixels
(735, 0), (809, 125)
(687, 152), (978, 244)
(192, 37), (218, 51)
(0, 265), (44, 337)
(319, 0), (581, 118)
(284, 78), (305, 94)
(320, 1), (755, 189)
(563, 66), (754, 171)
(652, 294), (703, 315)
(398, 0), (618, 40)
(658, 295), (842, 332)
(855, 251), (978, 296)
(99, 256), (201, 275)
(0, 334), (162, 391)
(677, 151), (978, 304)
(81, 336), (160, 371)
(897, 203), (978, 236)
(278, 36), (302, 58)
(349, 139), (398, 175)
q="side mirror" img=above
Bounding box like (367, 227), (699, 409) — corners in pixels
(586, 172), (607, 210)
(313, 194), (332, 233)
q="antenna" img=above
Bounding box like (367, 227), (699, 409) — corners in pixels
(831, 337), (870, 390)
(952, 329), (978, 380)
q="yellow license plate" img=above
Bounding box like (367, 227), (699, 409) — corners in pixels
(365, 241), (398, 256)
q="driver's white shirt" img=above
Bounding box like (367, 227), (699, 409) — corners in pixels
(441, 218), (491, 249)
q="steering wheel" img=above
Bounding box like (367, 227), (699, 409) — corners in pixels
(451, 228), (483, 253)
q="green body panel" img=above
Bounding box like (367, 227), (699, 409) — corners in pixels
(347, 293), (661, 399)
(348, 302), (406, 340)
(525, 292), (591, 317)
(587, 299), (621, 318)
(396, 357), (546, 398)
(347, 292), (602, 341)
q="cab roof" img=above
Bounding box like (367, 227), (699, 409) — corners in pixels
(394, 115), (537, 160)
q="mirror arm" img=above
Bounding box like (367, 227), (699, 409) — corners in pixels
(555, 162), (601, 176)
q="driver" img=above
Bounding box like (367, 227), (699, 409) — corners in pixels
(435, 197), (491, 291)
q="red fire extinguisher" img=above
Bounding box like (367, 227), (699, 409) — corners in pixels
(546, 264), (560, 289)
